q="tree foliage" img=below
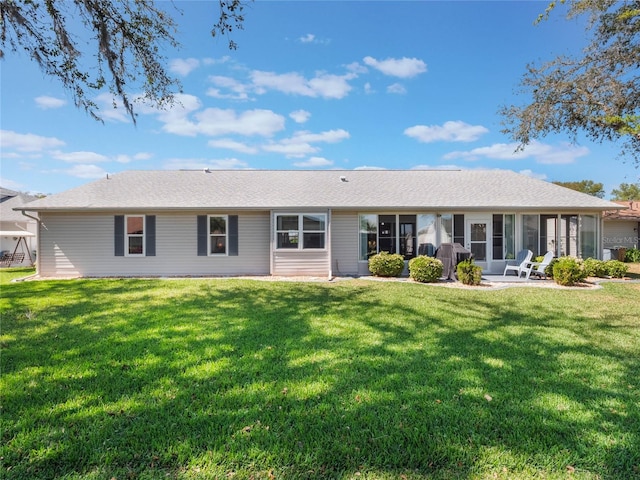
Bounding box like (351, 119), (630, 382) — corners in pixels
(0, 0), (248, 124)
(501, 0), (640, 164)
(553, 179), (605, 198)
(610, 182), (640, 200)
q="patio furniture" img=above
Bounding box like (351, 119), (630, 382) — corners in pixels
(525, 251), (554, 279)
(0, 252), (25, 267)
(503, 249), (533, 277)
(435, 243), (472, 280)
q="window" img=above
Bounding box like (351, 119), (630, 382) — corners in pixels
(358, 214), (418, 260)
(417, 214), (436, 256)
(522, 214), (539, 256)
(276, 214), (326, 250)
(126, 215), (145, 256)
(359, 214), (377, 260)
(560, 215), (578, 257)
(440, 214), (453, 244)
(580, 215), (597, 259)
(115, 215), (155, 257)
(492, 214), (515, 260)
(504, 214), (515, 260)
(209, 216), (227, 255)
(378, 215), (396, 254)
(453, 214), (465, 245)
(197, 215), (238, 257)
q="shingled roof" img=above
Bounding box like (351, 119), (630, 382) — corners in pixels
(19, 169), (622, 212)
(603, 201), (640, 221)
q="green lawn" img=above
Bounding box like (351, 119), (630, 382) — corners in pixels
(1, 278), (639, 479)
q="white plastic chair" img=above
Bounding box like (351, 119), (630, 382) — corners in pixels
(503, 249), (533, 277)
(525, 251), (555, 279)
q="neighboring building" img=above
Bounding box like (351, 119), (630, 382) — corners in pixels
(0, 187), (38, 265)
(17, 169), (622, 278)
(603, 200), (640, 254)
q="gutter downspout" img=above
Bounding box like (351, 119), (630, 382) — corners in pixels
(18, 209), (40, 279)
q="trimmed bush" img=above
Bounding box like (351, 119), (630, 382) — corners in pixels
(552, 257), (587, 286)
(605, 260), (629, 278)
(408, 256), (443, 283)
(624, 247), (640, 263)
(456, 259), (482, 286)
(583, 258), (607, 278)
(368, 251), (405, 277)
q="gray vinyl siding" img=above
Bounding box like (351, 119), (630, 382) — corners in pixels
(272, 250), (330, 276)
(38, 212), (270, 277)
(603, 220), (639, 249)
(331, 211), (359, 275)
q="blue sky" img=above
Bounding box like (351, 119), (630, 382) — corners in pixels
(1, 1), (638, 196)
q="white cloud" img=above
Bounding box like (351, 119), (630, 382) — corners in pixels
(354, 165), (387, 170)
(262, 142), (319, 157)
(202, 56), (231, 66)
(169, 58), (200, 76)
(289, 129), (350, 144)
(518, 169), (548, 180)
(346, 62), (368, 75)
(208, 138), (259, 154)
(387, 83), (407, 95)
(115, 152), (153, 164)
(157, 95), (286, 138)
(405, 121), (489, 143)
(93, 92), (132, 123)
(207, 75), (251, 100)
(444, 140), (589, 164)
(163, 157), (249, 170)
(411, 164), (464, 170)
(34, 96), (66, 109)
(250, 70), (354, 99)
(53, 151), (110, 163)
(299, 33), (316, 43)
(293, 156), (334, 167)
(364, 82), (374, 94)
(298, 33), (330, 45)
(0, 130), (65, 152)
(363, 56), (427, 78)
(290, 110), (311, 124)
(194, 109), (286, 137)
(65, 164), (107, 179)
(262, 129), (350, 158)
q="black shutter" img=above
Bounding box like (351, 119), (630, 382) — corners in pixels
(197, 215), (208, 256)
(146, 215), (156, 256)
(228, 215), (238, 256)
(114, 215), (125, 256)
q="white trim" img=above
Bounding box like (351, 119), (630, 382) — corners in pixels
(208, 214), (228, 256)
(274, 213), (327, 251)
(125, 214), (145, 257)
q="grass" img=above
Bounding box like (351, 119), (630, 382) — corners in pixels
(0, 266), (35, 285)
(1, 277), (639, 479)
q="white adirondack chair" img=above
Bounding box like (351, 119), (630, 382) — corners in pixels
(525, 251), (555, 279)
(503, 249), (533, 277)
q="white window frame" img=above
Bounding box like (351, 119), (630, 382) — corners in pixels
(125, 214), (145, 257)
(275, 213), (327, 250)
(208, 215), (228, 256)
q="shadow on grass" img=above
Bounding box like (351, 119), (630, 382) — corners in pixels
(1, 280), (639, 479)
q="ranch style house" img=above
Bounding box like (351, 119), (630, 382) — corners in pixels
(16, 169), (622, 278)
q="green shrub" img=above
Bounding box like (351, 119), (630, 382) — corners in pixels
(368, 251), (405, 277)
(456, 259), (482, 286)
(408, 256), (443, 283)
(624, 247), (640, 263)
(552, 257), (587, 286)
(605, 260), (629, 278)
(583, 258), (607, 278)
